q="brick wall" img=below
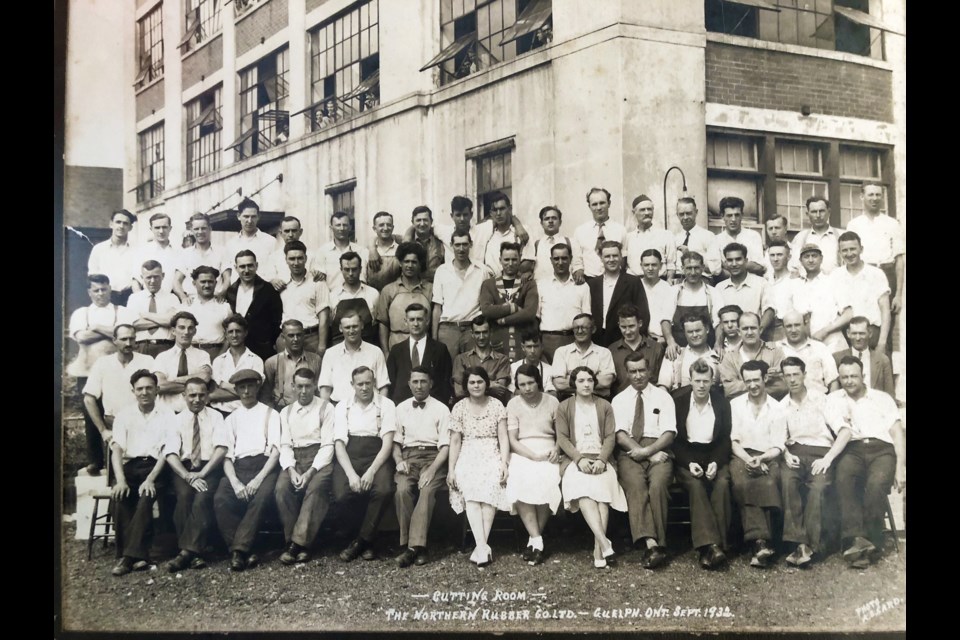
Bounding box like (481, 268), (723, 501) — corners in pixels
(306, 0), (333, 14)
(236, 0), (289, 57)
(705, 42), (893, 123)
(183, 36), (224, 89)
(63, 165), (123, 228)
(136, 79), (165, 121)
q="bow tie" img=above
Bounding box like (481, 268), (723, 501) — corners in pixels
(413, 401), (426, 409)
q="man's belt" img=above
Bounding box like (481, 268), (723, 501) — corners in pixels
(403, 445), (439, 452)
(137, 339), (174, 345)
(302, 325), (320, 335)
(541, 329), (574, 336)
(440, 321), (473, 329)
(193, 342), (223, 348)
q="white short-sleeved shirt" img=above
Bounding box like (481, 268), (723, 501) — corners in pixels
(624, 228), (677, 277)
(522, 233), (579, 283)
(777, 339), (839, 395)
(211, 348), (265, 413)
(130, 242), (179, 294)
(68, 304), (135, 339)
(317, 341), (390, 402)
(779, 389), (834, 448)
(537, 275), (591, 331)
(825, 388), (900, 445)
(87, 240), (134, 292)
(334, 395), (397, 444)
(716, 273), (773, 317)
(829, 264), (890, 327)
(181, 297), (232, 345)
(280, 277), (331, 329)
(153, 346), (213, 413)
(846, 214), (905, 266)
(176, 244), (229, 299)
(675, 225), (716, 274)
(432, 261), (490, 322)
(165, 406), (230, 462)
(112, 403), (176, 461)
(126, 290), (181, 342)
(765, 272), (798, 320)
(707, 227), (765, 276)
(572, 220), (627, 278)
(474, 220), (519, 278)
(223, 402), (281, 461)
(730, 394), (787, 453)
(789, 272), (845, 351)
(790, 227), (842, 275)
(551, 343), (616, 382)
(643, 279), (676, 340)
(315, 242), (371, 292)
(224, 232), (278, 280)
(611, 383), (678, 439)
(395, 396), (451, 448)
(82, 352), (156, 417)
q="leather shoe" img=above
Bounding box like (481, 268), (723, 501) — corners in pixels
(280, 544), (301, 566)
(786, 544), (813, 568)
(132, 560), (150, 572)
(339, 539), (365, 562)
(395, 548), (418, 568)
(229, 551), (247, 572)
(246, 554), (260, 568)
(528, 548), (545, 566)
(112, 557), (133, 577)
(521, 545), (535, 562)
(414, 548), (430, 566)
(361, 545), (377, 561)
(699, 544), (726, 569)
(166, 551), (193, 573)
(843, 536), (876, 566)
(85, 464), (101, 476)
(189, 556), (207, 570)
(750, 540), (775, 567)
(643, 545), (668, 570)
(295, 549), (311, 563)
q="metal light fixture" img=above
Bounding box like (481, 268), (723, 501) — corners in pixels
(663, 166), (688, 229)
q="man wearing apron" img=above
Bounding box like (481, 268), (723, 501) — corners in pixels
(329, 251), (381, 347)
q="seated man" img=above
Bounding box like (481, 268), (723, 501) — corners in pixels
(319, 310), (391, 404)
(452, 315), (512, 404)
(779, 357), (851, 568)
(832, 316), (895, 398)
(729, 360), (786, 568)
(109, 370), (173, 576)
(154, 311), (213, 413)
(673, 359), (732, 570)
(386, 303), (453, 406)
(392, 367), (451, 568)
(508, 330), (556, 397)
(333, 366), (398, 562)
(718, 312), (786, 400)
(213, 369), (281, 572)
(827, 355), (905, 568)
(262, 320), (323, 411)
(551, 313), (616, 401)
(478, 242), (539, 361)
(657, 314), (720, 393)
(716, 304), (743, 356)
(275, 368), (336, 565)
(608, 304), (665, 397)
(611, 353), (677, 569)
(164, 379), (229, 572)
(778, 311), (840, 394)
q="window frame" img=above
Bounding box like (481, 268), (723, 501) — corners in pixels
(467, 137), (516, 223)
(185, 85), (223, 180)
(325, 179), (358, 242)
(231, 47), (290, 160)
(179, 0), (223, 54)
(135, 5), (165, 88)
(135, 122), (165, 203)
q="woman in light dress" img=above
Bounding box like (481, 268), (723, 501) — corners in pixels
(447, 366), (512, 567)
(555, 366), (628, 568)
(505, 364), (562, 565)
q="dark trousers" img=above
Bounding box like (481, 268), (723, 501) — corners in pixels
(541, 333), (574, 364)
(80, 383), (105, 469)
(332, 437), (396, 542)
(136, 341), (174, 358)
(195, 343), (225, 361)
(395, 448), (447, 548)
(617, 440), (673, 545)
(677, 463), (731, 550)
(110, 288), (133, 307)
(172, 461), (222, 555)
(836, 440), (896, 547)
(781, 444), (832, 551)
(730, 453), (782, 542)
(274, 444), (334, 548)
(213, 455), (279, 553)
(116, 457), (164, 560)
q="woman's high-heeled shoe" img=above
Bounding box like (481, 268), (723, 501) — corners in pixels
(477, 546), (493, 568)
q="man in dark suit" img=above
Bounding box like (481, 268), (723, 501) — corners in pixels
(587, 241), (648, 347)
(832, 316), (895, 398)
(225, 249), (283, 362)
(387, 303), (453, 405)
(673, 358), (732, 570)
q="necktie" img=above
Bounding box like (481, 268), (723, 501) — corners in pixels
(177, 348), (189, 377)
(595, 223), (606, 255)
(682, 231), (691, 247)
(631, 389), (645, 441)
(413, 400), (426, 409)
(148, 293), (158, 334)
(190, 413), (202, 468)
(411, 340), (421, 368)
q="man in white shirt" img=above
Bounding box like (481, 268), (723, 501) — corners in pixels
(181, 265), (232, 360)
(208, 315), (265, 415)
(392, 367), (451, 568)
(174, 213), (232, 302)
(657, 315), (720, 392)
(154, 312), (213, 413)
(329, 251), (380, 347)
(831, 231), (892, 352)
(333, 367), (398, 562)
(163, 379), (229, 572)
(791, 244), (847, 353)
(537, 242), (591, 361)
(275, 240), (330, 355)
(636, 249), (674, 344)
(715, 242), (775, 335)
(551, 314), (616, 400)
(777, 311), (840, 394)
(128, 260), (180, 357)
(572, 187), (626, 280)
(611, 352), (678, 569)
(109, 370), (173, 576)
(520, 205), (579, 284)
(67, 274), (135, 379)
(274, 368), (337, 565)
(763, 240), (796, 342)
(88, 209), (136, 305)
(624, 195), (676, 281)
(315, 211), (371, 292)
(729, 360), (786, 567)
(473, 191), (522, 278)
(223, 198), (277, 282)
(846, 182), (905, 314)
(790, 197), (841, 275)
(130, 213), (179, 296)
(213, 369), (282, 572)
(260, 216), (321, 287)
(674, 197), (715, 278)
(432, 230), (491, 360)
(707, 197), (765, 278)
(319, 310), (390, 403)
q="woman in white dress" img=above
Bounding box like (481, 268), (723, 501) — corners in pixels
(447, 366), (511, 567)
(555, 366), (628, 568)
(505, 364), (562, 565)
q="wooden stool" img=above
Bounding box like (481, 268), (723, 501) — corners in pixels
(87, 491), (116, 560)
(885, 496), (902, 555)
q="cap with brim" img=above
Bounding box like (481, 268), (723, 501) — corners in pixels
(799, 243), (823, 256)
(229, 369), (263, 384)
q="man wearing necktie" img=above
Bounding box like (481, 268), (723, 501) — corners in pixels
(164, 379), (229, 572)
(127, 260), (179, 357)
(832, 316), (895, 398)
(392, 367), (451, 567)
(611, 352), (677, 569)
(673, 198), (715, 280)
(572, 187), (626, 281)
(154, 312), (213, 413)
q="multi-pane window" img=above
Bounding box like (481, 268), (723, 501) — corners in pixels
(839, 145), (886, 226)
(179, 0), (223, 53)
(231, 48), (290, 159)
(473, 146), (513, 222)
(233, 0), (266, 19)
(421, 0), (552, 86)
(304, 1), (380, 131)
(135, 5), (164, 87)
(775, 140), (828, 229)
(326, 182), (357, 241)
(136, 123), (165, 203)
(706, 133), (763, 225)
(186, 86), (222, 179)
(705, 0), (886, 60)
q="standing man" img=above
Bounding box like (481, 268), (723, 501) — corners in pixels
(791, 244), (847, 353)
(673, 359), (732, 570)
(715, 243), (775, 335)
(537, 243), (591, 361)
(479, 242), (539, 361)
(174, 213), (231, 303)
(611, 353), (677, 569)
(260, 216), (319, 286)
(315, 211), (370, 292)
(637, 249), (674, 345)
(392, 367), (451, 568)
(276, 240), (330, 355)
(319, 311), (390, 404)
(827, 355), (906, 568)
(830, 231), (891, 352)
(572, 187), (626, 281)
(181, 266), (232, 360)
(674, 198), (715, 279)
(474, 192), (523, 277)
(163, 379), (229, 572)
(432, 231), (491, 360)
(717, 312), (787, 400)
(274, 368), (337, 565)
(82, 324), (155, 475)
(846, 182), (905, 317)
(108, 370), (172, 576)
(88, 209), (136, 305)
(832, 317), (895, 397)
(376, 242), (433, 352)
(521, 206), (578, 284)
(262, 320), (323, 411)
(662, 252), (722, 356)
(386, 303), (453, 406)
(551, 314), (616, 400)
(587, 241), (648, 348)
(729, 360), (786, 568)
(328, 251), (381, 346)
(209, 315), (266, 415)
(366, 211), (401, 291)
(225, 249), (283, 361)
(68, 274), (134, 380)
(624, 195), (676, 281)
(127, 260), (180, 357)
(223, 198), (277, 281)
(762, 240), (797, 342)
(706, 197), (765, 278)
(130, 213), (179, 296)
(332, 367), (398, 562)
(779, 357), (850, 567)
(409, 205), (446, 282)
(213, 369), (282, 572)
(777, 311), (840, 394)
(153, 311), (213, 413)
(609, 305), (665, 396)
(790, 197), (841, 275)
(452, 316), (512, 402)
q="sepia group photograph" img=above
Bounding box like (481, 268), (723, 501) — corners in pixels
(55, 0), (906, 636)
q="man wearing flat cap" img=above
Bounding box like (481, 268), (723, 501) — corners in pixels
(790, 243), (848, 353)
(213, 368), (281, 571)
